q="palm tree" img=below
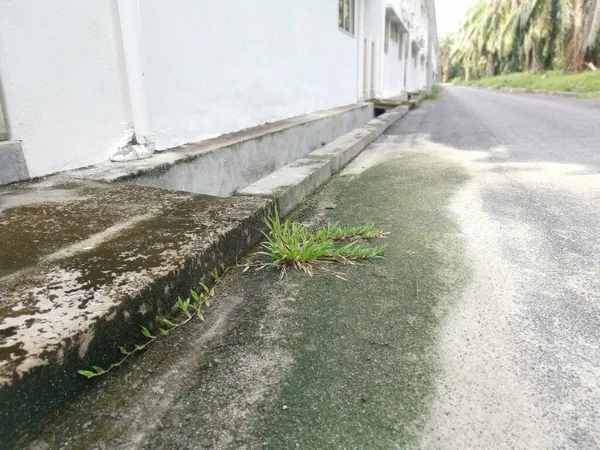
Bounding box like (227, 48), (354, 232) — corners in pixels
(452, 0), (600, 75)
(564, 0), (600, 71)
(440, 34), (455, 82)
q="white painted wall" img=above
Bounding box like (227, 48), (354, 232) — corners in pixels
(381, 17), (406, 97)
(363, 0), (384, 98)
(0, 96), (6, 136)
(0, 0), (132, 177)
(364, 0), (426, 99)
(0, 0), (436, 179)
(139, 0), (359, 151)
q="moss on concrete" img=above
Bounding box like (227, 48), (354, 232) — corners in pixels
(0, 179), (270, 448)
(255, 153), (469, 448)
(16, 154), (469, 449)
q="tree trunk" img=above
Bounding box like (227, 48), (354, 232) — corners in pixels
(442, 62), (451, 82)
(545, 0), (560, 69)
(487, 53), (496, 77)
(564, 1), (586, 72)
(564, 30), (586, 72)
(532, 39), (545, 74)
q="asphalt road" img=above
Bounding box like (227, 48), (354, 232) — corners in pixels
(391, 86), (600, 449)
(32, 87), (600, 449)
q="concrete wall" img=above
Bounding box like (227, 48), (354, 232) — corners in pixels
(362, 0), (384, 98)
(411, 0), (430, 91)
(126, 104), (373, 197)
(0, 0), (132, 177)
(0, 0), (435, 180)
(0, 0), (363, 178)
(0, 95), (6, 137)
(362, 0), (435, 98)
(382, 17), (407, 97)
(139, 0), (360, 151)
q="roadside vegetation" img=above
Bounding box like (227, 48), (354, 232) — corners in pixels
(257, 208), (387, 277)
(458, 70), (600, 97)
(423, 84), (442, 100)
(78, 270), (224, 379)
(78, 208), (387, 379)
(441, 0), (600, 90)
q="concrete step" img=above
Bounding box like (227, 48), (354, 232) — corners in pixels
(239, 105), (409, 216)
(0, 179), (269, 446)
(66, 103), (374, 198)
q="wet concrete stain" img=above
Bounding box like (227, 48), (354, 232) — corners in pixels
(0, 178), (270, 448)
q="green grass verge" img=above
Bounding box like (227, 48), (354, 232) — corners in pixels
(457, 70), (600, 98)
(423, 84), (441, 100)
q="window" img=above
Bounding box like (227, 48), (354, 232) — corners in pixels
(338, 0), (355, 35)
(384, 18), (389, 53)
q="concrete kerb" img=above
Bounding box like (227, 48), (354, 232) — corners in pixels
(0, 180), (271, 447)
(474, 85), (583, 98)
(238, 105), (410, 216)
(65, 103), (374, 198)
(238, 158), (332, 218)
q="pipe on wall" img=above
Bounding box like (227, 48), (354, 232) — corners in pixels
(111, 0), (155, 161)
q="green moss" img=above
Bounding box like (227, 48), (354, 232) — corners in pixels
(254, 154), (470, 449)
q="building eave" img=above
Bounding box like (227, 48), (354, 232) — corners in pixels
(385, 3), (409, 32)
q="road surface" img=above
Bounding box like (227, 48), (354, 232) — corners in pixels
(33, 86), (600, 449)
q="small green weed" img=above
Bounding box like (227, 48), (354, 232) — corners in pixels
(423, 85), (441, 100)
(77, 266), (226, 379)
(77, 210), (387, 379)
(255, 208), (387, 277)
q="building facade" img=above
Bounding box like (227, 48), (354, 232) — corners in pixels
(0, 0), (438, 183)
(357, 0), (438, 100)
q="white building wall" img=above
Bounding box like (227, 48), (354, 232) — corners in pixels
(0, 0), (131, 177)
(381, 8), (408, 97)
(0, 0), (436, 179)
(363, 0), (384, 98)
(411, 0), (430, 91)
(139, 0), (359, 151)
(364, 0), (426, 98)
(382, 42), (405, 97)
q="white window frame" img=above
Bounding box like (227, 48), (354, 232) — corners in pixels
(338, 0), (355, 36)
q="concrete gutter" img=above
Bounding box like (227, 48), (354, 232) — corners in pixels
(239, 105), (410, 216)
(0, 100), (417, 447)
(67, 103), (373, 197)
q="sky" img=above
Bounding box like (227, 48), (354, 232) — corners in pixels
(435, 0), (476, 37)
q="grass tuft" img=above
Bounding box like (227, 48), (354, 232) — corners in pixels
(257, 208), (387, 277)
(423, 84), (441, 100)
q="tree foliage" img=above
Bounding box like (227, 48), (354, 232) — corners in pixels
(444, 0), (600, 80)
